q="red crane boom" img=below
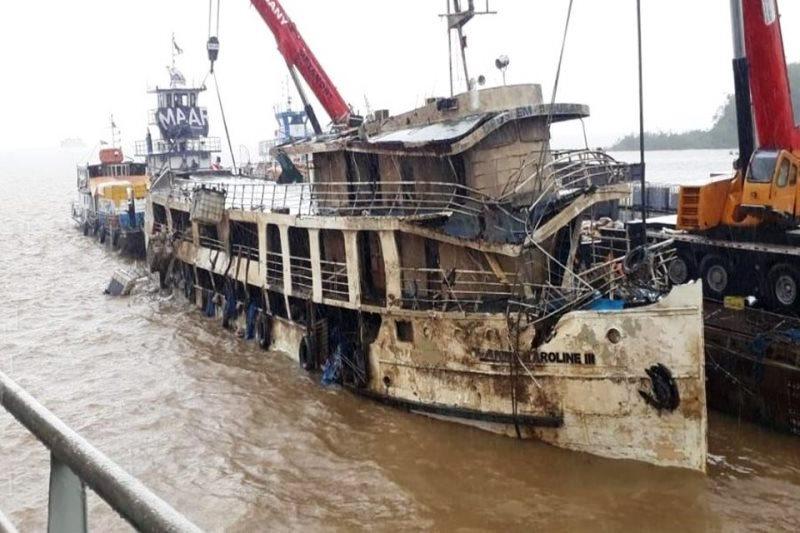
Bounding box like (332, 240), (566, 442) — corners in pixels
(250, 0), (351, 129)
(742, 0), (800, 151)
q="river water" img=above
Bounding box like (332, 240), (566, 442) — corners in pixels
(0, 148), (798, 531)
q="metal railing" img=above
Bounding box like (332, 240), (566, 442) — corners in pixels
(199, 234), (225, 251)
(0, 371), (201, 533)
(320, 259), (349, 301)
(399, 268), (517, 312)
(134, 137), (221, 158)
(231, 243), (259, 262)
(514, 150), (632, 209)
(289, 255), (313, 295)
(162, 179), (508, 220)
(265, 251), (284, 288)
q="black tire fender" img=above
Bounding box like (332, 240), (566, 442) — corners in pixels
(257, 314), (272, 350)
(299, 335), (316, 371)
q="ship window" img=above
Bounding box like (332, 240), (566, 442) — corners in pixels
(152, 204), (167, 225)
(777, 159), (791, 187)
(747, 150), (779, 183)
(791, 165), (798, 186)
(358, 231), (386, 306)
(396, 320), (413, 342)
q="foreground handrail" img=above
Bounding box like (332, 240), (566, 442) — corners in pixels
(0, 371), (202, 533)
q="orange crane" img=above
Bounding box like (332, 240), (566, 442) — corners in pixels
(668, 0), (800, 312)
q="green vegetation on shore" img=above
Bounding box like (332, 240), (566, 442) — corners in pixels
(610, 63), (800, 151)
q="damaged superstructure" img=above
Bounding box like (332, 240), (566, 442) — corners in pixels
(146, 84), (707, 471)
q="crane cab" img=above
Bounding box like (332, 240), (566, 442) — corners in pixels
(677, 149), (800, 231)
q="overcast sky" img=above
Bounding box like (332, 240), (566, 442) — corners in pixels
(2, 0), (799, 161)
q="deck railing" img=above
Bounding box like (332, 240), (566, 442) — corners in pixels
(231, 243), (260, 262)
(265, 251), (284, 288)
(289, 255), (314, 295)
(199, 235), (225, 251)
(320, 259), (349, 301)
(399, 268), (518, 312)
(163, 179), (507, 220)
(0, 371), (201, 533)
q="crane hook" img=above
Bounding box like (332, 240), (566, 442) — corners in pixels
(207, 36), (220, 73)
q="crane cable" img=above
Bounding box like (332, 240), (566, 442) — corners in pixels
(208, 0), (237, 173)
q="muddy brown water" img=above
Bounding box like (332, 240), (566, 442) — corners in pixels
(0, 149), (798, 531)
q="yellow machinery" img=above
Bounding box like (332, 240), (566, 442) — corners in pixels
(678, 150), (800, 231)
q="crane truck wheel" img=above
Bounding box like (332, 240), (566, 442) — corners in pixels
(699, 255), (730, 299)
(766, 263), (800, 311)
(668, 253), (695, 285)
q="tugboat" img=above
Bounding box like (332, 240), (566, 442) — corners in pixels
(256, 95), (311, 180)
(145, 1), (707, 470)
(72, 117), (148, 257)
(134, 49), (222, 179)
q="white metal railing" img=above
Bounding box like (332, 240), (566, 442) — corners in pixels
(320, 259), (349, 301)
(265, 251), (284, 288)
(290, 255), (313, 294)
(199, 234), (224, 251)
(162, 179), (507, 220)
(134, 137), (222, 157)
(231, 243), (259, 262)
(399, 268), (517, 311)
(506, 150), (632, 207)
(0, 371), (201, 533)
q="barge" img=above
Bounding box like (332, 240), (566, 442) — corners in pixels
(145, 83), (708, 471)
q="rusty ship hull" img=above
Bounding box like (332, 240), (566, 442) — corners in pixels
(146, 85), (708, 471)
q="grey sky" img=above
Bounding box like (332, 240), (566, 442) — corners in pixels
(2, 0), (799, 160)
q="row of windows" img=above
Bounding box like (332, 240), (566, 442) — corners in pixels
(157, 91), (198, 108)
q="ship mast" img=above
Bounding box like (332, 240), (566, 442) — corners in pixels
(440, 0), (497, 96)
(110, 115), (119, 149)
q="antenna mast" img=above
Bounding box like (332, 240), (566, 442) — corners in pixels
(110, 115), (118, 148)
(440, 0), (497, 95)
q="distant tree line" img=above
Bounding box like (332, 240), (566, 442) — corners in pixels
(610, 63), (800, 150)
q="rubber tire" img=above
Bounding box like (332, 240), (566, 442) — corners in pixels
(299, 335), (315, 371)
(699, 254), (730, 300)
(766, 263), (800, 312)
(258, 315), (272, 350)
(668, 252), (695, 286)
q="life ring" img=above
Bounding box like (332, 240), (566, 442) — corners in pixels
(299, 335), (315, 371)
